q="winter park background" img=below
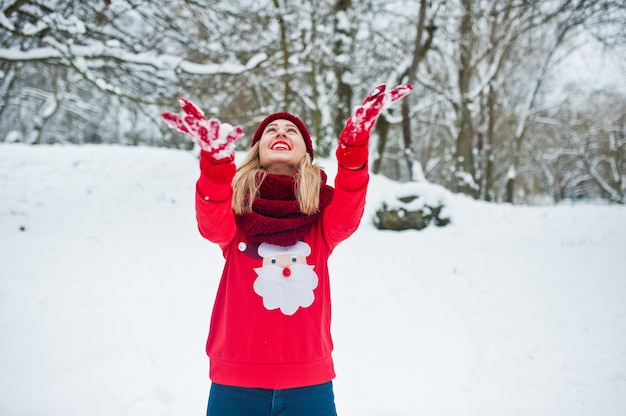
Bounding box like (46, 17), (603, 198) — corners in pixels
(1, 144), (625, 416)
(2, 1), (626, 415)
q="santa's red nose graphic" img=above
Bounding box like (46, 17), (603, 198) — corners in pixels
(253, 242), (318, 315)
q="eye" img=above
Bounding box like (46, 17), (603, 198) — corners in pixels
(287, 128), (297, 134)
(270, 257), (277, 265)
(291, 256), (298, 263)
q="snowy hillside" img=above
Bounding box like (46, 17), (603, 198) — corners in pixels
(1, 144), (625, 416)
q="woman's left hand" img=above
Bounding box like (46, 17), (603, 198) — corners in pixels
(336, 84), (412, 169)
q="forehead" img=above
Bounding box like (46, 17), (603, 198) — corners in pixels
(264, 119), (297, 129)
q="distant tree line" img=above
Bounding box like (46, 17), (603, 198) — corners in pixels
(1, 0), (624, 203)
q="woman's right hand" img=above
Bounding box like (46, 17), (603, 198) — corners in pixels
(162, 98), (244, 162)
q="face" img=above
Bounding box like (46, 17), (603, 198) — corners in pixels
(258, 119), (308, 175)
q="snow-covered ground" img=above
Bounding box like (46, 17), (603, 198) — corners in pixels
(1, 143), (625, 416)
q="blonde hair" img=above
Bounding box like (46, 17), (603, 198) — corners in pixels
(231, 142), (322, 215)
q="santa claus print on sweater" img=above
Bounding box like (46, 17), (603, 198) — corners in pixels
(253, 241), (319, 316)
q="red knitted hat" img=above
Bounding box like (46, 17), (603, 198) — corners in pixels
(251, 112), (314, 159)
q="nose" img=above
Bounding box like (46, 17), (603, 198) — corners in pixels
(282, 267), (291, 277)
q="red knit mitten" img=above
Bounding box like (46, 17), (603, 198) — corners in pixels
(162, 98), (243, 162)
(337, 83), (413, 169)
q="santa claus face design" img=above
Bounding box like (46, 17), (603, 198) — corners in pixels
(253, 241), (319, 316)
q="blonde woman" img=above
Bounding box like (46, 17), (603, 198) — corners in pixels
(163, 83), (412, 416)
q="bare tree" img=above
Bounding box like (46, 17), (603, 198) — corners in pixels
(552, 93), (626, 203)
(332, 0), (354, 141)
(399, 0), (435, 180)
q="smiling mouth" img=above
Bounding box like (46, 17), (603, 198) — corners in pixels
(271, 141), (291, 151)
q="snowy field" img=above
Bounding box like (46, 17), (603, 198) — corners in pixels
(1, 143), (625, 416)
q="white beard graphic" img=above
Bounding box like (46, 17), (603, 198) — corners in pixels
(253, 263), (319, 316)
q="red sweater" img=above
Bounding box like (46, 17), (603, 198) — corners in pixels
(195, 157), (369, 389)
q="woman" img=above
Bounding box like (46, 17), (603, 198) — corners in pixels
(162, 84), (412, 416)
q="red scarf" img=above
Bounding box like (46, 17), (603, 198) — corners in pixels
(238, 171), (334, 246)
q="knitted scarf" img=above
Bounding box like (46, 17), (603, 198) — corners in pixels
(238, 171), (334, 247)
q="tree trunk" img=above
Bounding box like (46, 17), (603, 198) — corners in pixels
(333, 0), (353, 138)
(400, 0), (428, 180)
(273, 0), (293, 109)
(484, 83), (496, 201)
(455, 0), (476, 196)
(373, 116), (389, 175)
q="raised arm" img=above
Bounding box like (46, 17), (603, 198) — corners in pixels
(324, 84), (413, 248)
(335, 83), (413, 170)
(162, 98), (244, 248)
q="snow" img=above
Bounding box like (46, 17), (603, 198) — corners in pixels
(0, 7), (16, 32)
(179, 52), (268, 76)
(0, 44), (267, 78)
(1, 143), (625, 416)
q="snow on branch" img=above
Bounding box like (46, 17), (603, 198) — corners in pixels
(0, 44), (267, 76)
(179, 52), (268, 75)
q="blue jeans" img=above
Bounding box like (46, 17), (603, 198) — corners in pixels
(206, 381), (338, 416)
